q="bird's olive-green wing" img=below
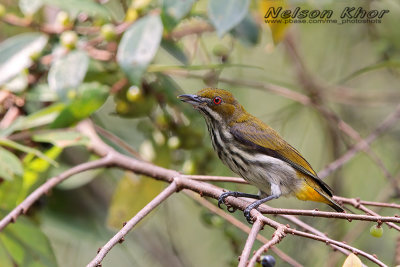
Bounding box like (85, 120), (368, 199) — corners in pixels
(230, 120), (333, 196)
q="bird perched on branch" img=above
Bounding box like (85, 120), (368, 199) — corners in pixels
(179, 88), (344, 223)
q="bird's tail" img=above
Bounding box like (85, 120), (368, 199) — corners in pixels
(314, 188), (345, 212)
(295, 182), (345, 212)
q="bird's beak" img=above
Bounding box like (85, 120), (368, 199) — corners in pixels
(178, 94), (204, 106)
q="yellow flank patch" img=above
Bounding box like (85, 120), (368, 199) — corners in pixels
(295, 181), (330, 204)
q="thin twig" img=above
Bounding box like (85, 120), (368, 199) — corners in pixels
(238, 218), (264, 267)
(248, 225), (286, 267)
(319, 103), (400, 178)
(257, 213), (387, 267)
(86, 182), (178, 267)
(182, 174), (248, 184)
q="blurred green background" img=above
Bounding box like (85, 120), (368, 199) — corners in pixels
(0, 0), (400, 266)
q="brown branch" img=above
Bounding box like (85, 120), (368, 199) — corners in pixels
(248, 225), (286, 267)
(256, 213), (386, 267)
(238, 218), (264, 267)
(0, 106), (20, 129)
(0, 155), (114, 231)
(335, 196), (400, 210)
(186, 191), (303, 267)
(335, 196), (400, 231)
(86, 181), (178, 267)
(164, 70), (312, 105)
(319, 103), (400, 178)
(182, 175), (248, 184)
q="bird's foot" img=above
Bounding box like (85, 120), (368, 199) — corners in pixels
(244, 202), (259, 224)
(218, 191), (239, 213)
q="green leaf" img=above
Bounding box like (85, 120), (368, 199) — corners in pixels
(19, 0), (43, 15)
(107, 173), (165, 228)
(1, 103), (65, 137)
(50, 82), (109, 128)
(0, 138), (58, 167)
(117, 14), (163, 85)
(48, 50), (89, 98)
(42, 0), (110, 18)
(208, 0), (249, 37)
(0, 216), (57, 267)
(231, 14), (260, 46)
(0, 33), (48, 86)
(161, 39), (189, 65)
(20, 146), (62, 201)
(161, 0), (195, 31)
(33, 130), (89, 148)
(26, 84), (58, 102)
(0, 147), (23, 181)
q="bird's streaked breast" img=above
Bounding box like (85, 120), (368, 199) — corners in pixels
(204, 117), (302, 196)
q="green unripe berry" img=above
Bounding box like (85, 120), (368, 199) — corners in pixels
(101, 24), (117, 41)
(29, 51), (41, 61)
(125, 7), (138, 22)
(126, 86), (141, 102)
(0, 4), (6, 18)
(167, 136), (180, 149)
(60, 31), (78, 50)
(116, 100), (130, 114)
(212, 44), (229, 58)
(56, 11), (71, 27)
(369, 225), (383, 238)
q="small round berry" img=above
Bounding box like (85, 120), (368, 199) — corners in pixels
(126, 86), (141, 102)
(60, 31), (78, 50)
(100, 24), (117, 41)
(116, 100), (129, 114)
(261, 255), (276, 267)
(125, 7), (138, 22)
(167, 136), (180, 149)
(56, 11), (70, 27)
(369, 225), (383, 238)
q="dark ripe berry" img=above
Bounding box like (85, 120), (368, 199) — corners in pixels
(261, 255), (276, 267)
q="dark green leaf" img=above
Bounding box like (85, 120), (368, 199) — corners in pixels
(161, 0), (195, 31)
(1, 103), (65, 137)
(0, 147), (23, 181)
(0, 216), (57, 267)
(107, 174), (164, 228)
(161, 39), (189, 65)
(0, 138), (57, 166)
(50, 82), (109, 128)
(208, 0), (249, 37)
(117, 14), (163, 85)
(0, 33), (48, 85)
(48, 50), (89, 98)
(231, 14), (260, 46)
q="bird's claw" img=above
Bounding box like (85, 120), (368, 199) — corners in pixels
(226, 205), (237, 213)
(244, 206), (254, 224)
(217, 191), (236, 210)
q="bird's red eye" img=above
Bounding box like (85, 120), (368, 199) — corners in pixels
(213, 96), (222, 105)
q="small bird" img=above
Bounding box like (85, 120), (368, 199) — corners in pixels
(179, 88), (344, 223)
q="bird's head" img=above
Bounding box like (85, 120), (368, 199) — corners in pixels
(178, 88), (245, 124)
